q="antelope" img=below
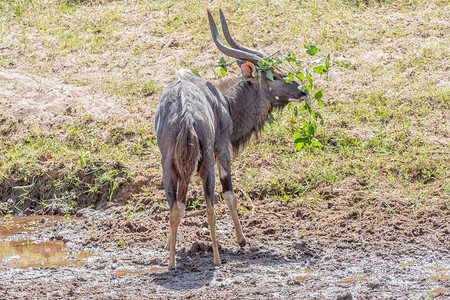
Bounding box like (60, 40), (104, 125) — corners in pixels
(155, 9), (307, 270)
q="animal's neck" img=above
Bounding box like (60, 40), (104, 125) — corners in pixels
(223, 80), (272, 153)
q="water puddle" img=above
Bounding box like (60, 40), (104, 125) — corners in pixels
(295, 273), (333, 281)
(295, 275), (309, 281)
(112, 269), (147, 276)
(430, 288), (448, 293)
(426, 272), (450, 280)
(337, 277), (368, 284)
(0, 239), (91, 268)
(426, 266), (450, 271)
(112, 267), (166, 276)
(400, 261), (415, 267)
(0, 215), (81, 239)
(1, 215), (89, 269)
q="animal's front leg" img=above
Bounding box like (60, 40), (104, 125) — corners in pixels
(222, 190), (246, 247)
(217, 154), (246, 247)
(203, 168), (221, 265)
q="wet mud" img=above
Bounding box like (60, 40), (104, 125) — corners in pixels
(1, 204), (449, 299)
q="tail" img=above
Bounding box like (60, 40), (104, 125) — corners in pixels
(174, 126), (201, 180)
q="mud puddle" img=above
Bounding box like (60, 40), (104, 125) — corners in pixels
(1, 215), (90, 269)
(0, 215), (67, 239)
(0, 239), (90, 268)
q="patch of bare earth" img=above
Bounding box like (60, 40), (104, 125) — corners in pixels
(0, 182), (448, 299)
(0, 70), (131, 129)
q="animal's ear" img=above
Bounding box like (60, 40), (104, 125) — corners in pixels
(240, 62), (257, 80)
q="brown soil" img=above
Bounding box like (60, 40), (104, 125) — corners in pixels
(0, 179), (448, 299)
(0, 70), (131, 129)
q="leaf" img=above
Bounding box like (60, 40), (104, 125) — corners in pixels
(304, 98), (311, 110)
(258, 60), (265, 68)
(294, 135), (308, 149)
(307, 126), (315, 136)
(266, 69), (274, 81)
(312, 111), (318, 121)
(191, 69), (199, 75)
(305, 45), (318, 56)
(314, 91), (323, 100)
(286, 73), (294, 82)
(295, 142), (306, 151)
(316, 111), (324, 125)
(312, 138), (322, 148)
(286, 51), (296, 62)
(296, 71), (305, 81)
(306, 73), (313, 85)
(220, 67), (227, 77)
(313, 65), (326, 75)
(318, 98), (324, 108)
(218, 57), (227, 65)
(307, 122), (316, 136)
(272, 57), (282, 66)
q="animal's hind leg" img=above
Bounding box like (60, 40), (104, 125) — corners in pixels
(166, 188), (187, 251)
(168, 178), (188, 270)
(162, 168), (181, 270)
(217, 153), (246, 247)
(168, 203), (181, 270)
(202, 166), (221, 265)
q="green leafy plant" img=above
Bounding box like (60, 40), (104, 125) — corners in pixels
(283, 47), (330, 150)
(217, 46), (330, 150)
(218, 57), (228, 77)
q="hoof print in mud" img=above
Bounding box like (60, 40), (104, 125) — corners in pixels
(189, 241), (207, 254)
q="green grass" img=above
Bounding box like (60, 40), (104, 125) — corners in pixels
(0, 0), (448, 218)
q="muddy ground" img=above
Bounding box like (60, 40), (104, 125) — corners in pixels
(0, 2), (449, 298)
(1, 191), (449, 299)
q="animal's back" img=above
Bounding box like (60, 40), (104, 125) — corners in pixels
(155, 70), (228, 182)
(155, 70), (215, 139)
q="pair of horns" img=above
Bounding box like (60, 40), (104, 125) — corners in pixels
(207, 9), (268, 64)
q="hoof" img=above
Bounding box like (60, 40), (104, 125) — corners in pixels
(214, 258), (222, 266)
(238, 238), (246, 247)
